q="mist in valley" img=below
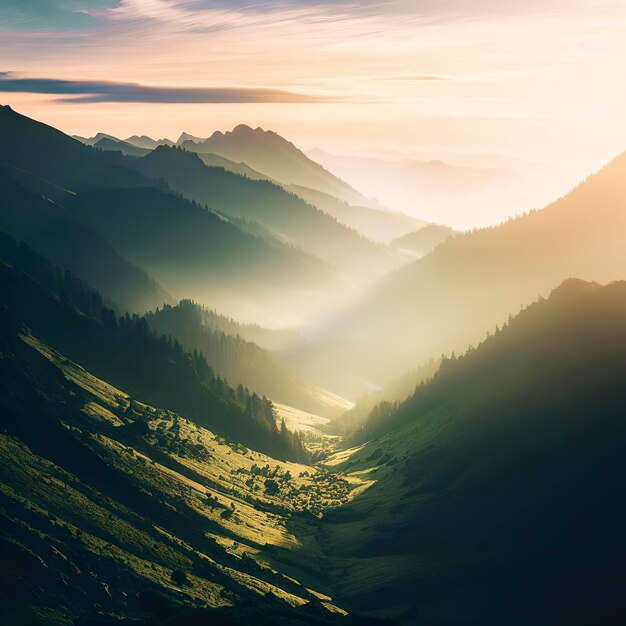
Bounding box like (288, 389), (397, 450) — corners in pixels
(1, 1), (626, 625)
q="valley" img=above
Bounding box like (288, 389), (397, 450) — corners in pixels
(0, 100), (625, 626)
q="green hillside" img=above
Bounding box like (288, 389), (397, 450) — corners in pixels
(145, 301), (350, 418)
(0, 258), (302, 459)
(0, 307), (370, 625)
(310, 279), (626, 624)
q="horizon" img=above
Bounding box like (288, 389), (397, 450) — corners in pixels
(2, 2), (625, 163)
(3, 1), (625, 226)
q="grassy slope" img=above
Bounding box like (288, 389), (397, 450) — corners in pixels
(0, 313), (369, 625)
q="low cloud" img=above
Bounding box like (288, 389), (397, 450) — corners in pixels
(0, 73), (328, 103)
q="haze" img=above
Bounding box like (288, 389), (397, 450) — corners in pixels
(2, 0), (626, 225)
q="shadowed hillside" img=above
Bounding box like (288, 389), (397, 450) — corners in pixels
(64, 185), (333, 309)
(311, 279), (626, 624)
(135, 146), (397, 280)
(0, 172), (168, 313)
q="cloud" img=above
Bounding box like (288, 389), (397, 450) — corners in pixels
(0, 0), (120, 29)
(0, 73), (329, 103)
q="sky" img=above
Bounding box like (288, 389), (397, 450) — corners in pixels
(1, 1), (626, 201)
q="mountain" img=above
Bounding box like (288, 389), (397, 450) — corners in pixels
(283, 185), (426, 244)
(290, 151), (626, 396)
(186, 150), (421, 243)
(144, 301), (351, 418)
(134, 146), (398, 280)
(176, 131), (206, 145)
(0, 307), (363, 625)
(72, 131), (119, 146)
(327, 358), (440, 436)
(185, 305), (307, 353)
(0, 257), (304, 458)
(307, 148), (578, 228)
(311, 279), (626, 624)
(124, 134), (174, 149)
(0, 106), (124, 186)
(62, 185), (335, 321)
(390, 224), (456, 256)
(181, 125), (368, 206)
(0, 172), (168, 313)
(93, 136), (151, 157)
(0, 106), (344, 323)
(194, 151), (272, 181)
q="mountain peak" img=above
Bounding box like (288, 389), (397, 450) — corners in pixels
(176, 131), (205, 145)
(232, 123), (255, 133)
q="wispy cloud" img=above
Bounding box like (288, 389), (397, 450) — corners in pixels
(0, 73), (329, 103)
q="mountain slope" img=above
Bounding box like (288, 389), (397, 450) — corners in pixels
(144, 301), (351, 418)
(186, 148), (424, 243)
(94, 136), (151, 157)
(0, 306), (360, 625)
(311, 279), (626, 624)
(284, 185), (426, 244)
(0, 259), (300, 458)
(124, 134), (174, 149)
(134, 146), (397, 280)
(295, 151), (626, 394)
(0, 106), (124, 185)
(0, 172), (168, 313)
(390, 224), (456, 256)
(0, 107), (343, 322)
(63, 185), (335, 320)
(182, 125), (367, 205)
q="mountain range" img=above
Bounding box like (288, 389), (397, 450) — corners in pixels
(87, 128), (427, 244)
(286, 150), (626, 397)
(2, 102), (626, 626)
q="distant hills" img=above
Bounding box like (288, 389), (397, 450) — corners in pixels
(0, 105), (365, 323)
(93, 136), (151, 157)
(134, 145), (398, 281)
(390, 223), (456, 256)
(317, 279), (626, 623)
(78, 122), (428, 245)
(290, 150), (626, 396)
(180, 124), (366, 206)
(308, 147), (580, 228)
(124, 134), (174, 149)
